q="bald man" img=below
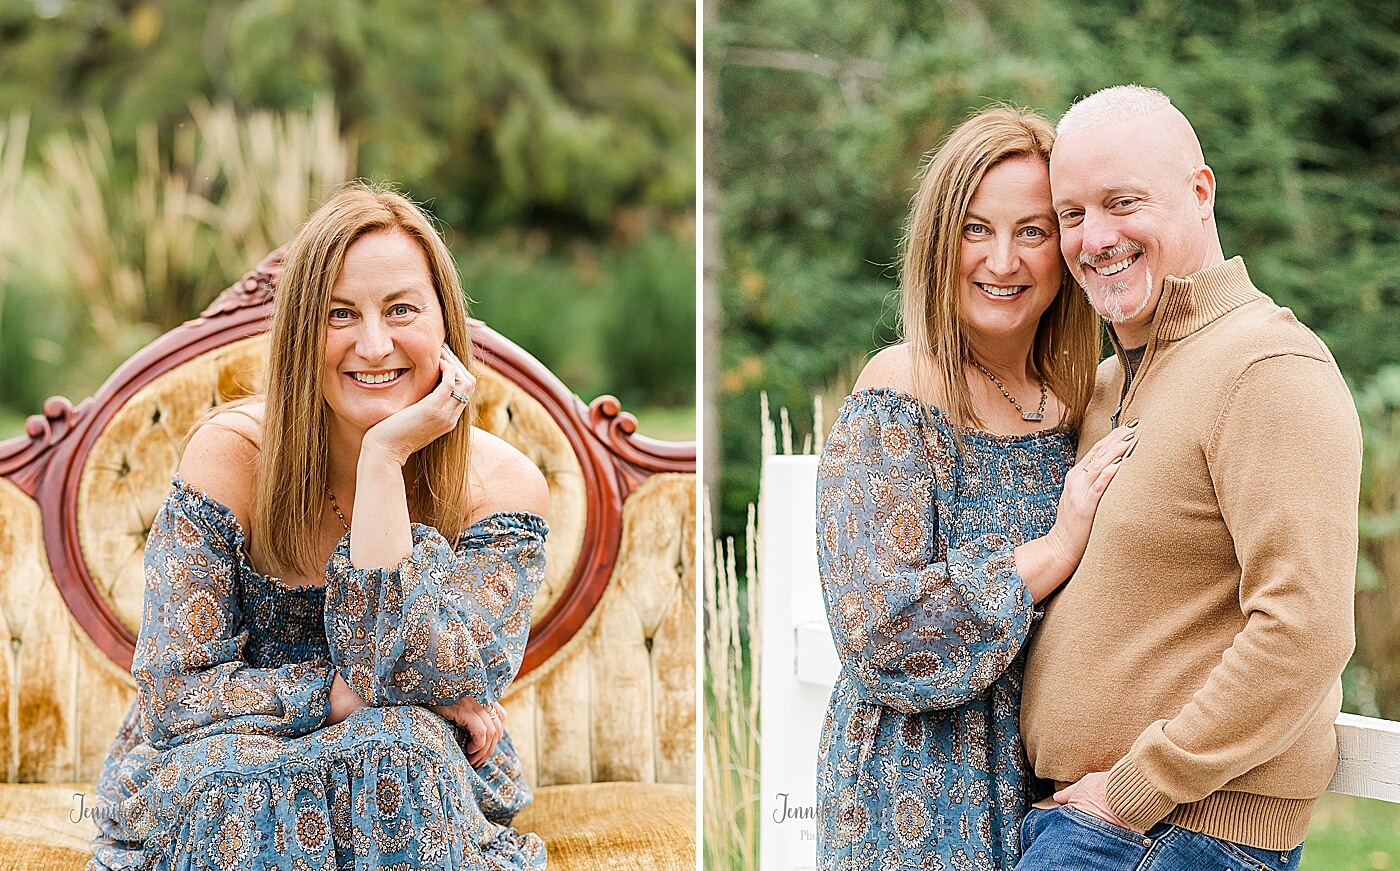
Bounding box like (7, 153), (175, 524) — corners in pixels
(1014, 86), (1362, 871)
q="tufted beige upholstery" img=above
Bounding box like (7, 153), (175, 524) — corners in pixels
(0, 478), (137, 785)
(0, 270), (696, 867)
(505, 472), (696, 787)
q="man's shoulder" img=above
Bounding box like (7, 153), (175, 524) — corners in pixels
(1222, 291), (1334, 362)
(1200, 295), (1358, 434)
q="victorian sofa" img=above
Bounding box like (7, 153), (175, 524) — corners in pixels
(0, 251), (697, 869)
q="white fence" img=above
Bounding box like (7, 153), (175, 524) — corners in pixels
(757, 454), (1400, 871)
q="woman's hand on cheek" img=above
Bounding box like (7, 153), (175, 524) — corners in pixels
(361, 344), (474, 466)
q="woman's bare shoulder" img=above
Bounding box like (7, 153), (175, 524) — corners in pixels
(177, 402), (264, 525)
(853, 344), (936, 394)
(466, 427), (549, 522)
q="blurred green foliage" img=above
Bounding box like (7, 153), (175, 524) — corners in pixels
(1353, 365), (1400, 720)
(0, 99), (354, 415)
(463, 223), (697, 410)
(0, 0), (696, 431)
(714, 0), (1400, 544)
(0, 0), (695, 233)
(714, 0), (1400, 710)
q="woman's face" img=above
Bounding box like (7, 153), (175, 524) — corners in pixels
(322, 228), (446, 434)
(957, 157), (1064, 349)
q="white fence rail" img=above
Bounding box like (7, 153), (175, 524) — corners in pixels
(757, 454), (1400, 871)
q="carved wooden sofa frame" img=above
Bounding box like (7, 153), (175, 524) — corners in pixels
(0, 252), (697, 870)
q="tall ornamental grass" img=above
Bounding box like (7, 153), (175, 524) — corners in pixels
(0, 112), (26, 354)
(0, 99), (353, 414)
(704, 491), (761, 870)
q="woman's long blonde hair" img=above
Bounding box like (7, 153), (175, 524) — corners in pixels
(257, 182), (473, 575)
(900, 106), (1099, 435)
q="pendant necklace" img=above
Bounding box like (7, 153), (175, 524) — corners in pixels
(970, 360), (1048, 423)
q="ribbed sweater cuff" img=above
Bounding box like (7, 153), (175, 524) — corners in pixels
(1106, 756), (1176, 830)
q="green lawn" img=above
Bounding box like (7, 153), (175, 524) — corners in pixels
(0, 407), (26, 443)
(630, 404), (696, 442)
(1301, 793), (1400, 870)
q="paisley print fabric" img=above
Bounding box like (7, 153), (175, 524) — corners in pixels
(88, 478), (548, 870)
(815, 389), (1074, 871)
(325, 518), (540, 710)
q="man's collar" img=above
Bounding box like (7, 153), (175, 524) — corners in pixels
(1143, 257), (1262, 343)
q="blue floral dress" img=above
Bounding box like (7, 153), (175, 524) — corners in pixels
(815, 389), (1074, 871)
(88, 478), (549, 870)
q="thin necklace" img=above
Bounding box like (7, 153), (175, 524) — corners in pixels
(326, 487), (350, 532)
(970, 360), (1048, 423)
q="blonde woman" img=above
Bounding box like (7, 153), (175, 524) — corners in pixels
(815, 107), (1135, 868)
(89, 183), (549, 869)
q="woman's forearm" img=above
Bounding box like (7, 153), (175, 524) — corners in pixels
(348, 442), (414, 569)
(1014, 533), (1077, 604)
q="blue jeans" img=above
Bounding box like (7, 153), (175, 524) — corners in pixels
(1016, 806), (1304, 871)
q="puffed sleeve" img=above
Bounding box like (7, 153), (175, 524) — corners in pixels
(816, 391), (1036, 714)
(131, 481), (334, 750)
(324, 512), (547, 708)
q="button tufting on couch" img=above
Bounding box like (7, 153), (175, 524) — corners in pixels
(0, 251), (697, 869)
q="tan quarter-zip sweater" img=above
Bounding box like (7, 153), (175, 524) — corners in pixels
(1020, 257), (1362, 850)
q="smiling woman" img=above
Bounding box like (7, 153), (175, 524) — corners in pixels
(86, 182), (552, 870)
(252, 185), (493, 584)
(957, 157), (1066, 392)
(323, 230), (453, 435)
(812, 106), (1130, 871)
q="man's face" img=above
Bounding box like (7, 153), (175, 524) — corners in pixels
(1050, 113), (1213, 343)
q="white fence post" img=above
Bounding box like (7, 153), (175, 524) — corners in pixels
(759, 455), (827, 871)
